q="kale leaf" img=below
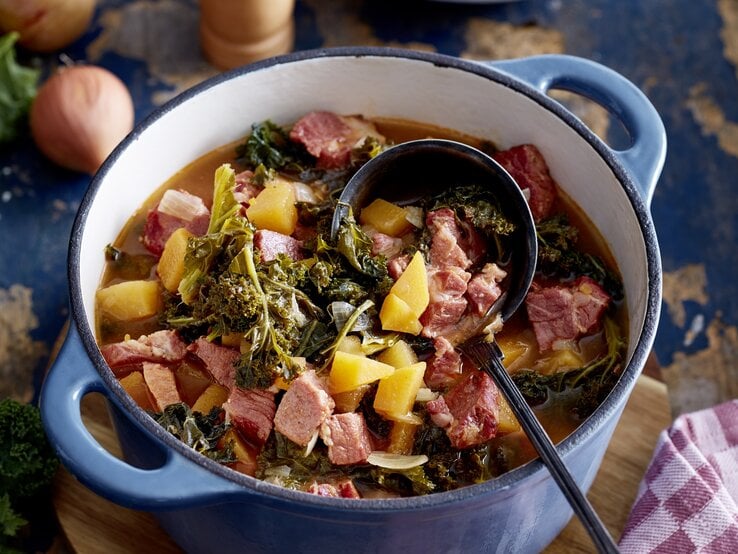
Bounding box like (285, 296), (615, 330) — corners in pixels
(0, 33), (39, 144)
(235, 120), (310, 172)
(154, 403), (235, 464)
(536, 214), (623, 300)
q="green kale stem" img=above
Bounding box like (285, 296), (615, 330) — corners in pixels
(320, 299), (374, 370)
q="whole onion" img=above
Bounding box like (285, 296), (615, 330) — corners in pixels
(30, 65), (134, 175)
(0, 0), (96, 53)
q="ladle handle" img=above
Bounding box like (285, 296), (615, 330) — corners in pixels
(487, 55), (666, 208)
(462, 339), (620, 553)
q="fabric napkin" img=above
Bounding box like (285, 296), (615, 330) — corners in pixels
(619, 400), (738, 553)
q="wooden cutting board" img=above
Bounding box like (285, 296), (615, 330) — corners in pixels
(53, 376), (671, 553)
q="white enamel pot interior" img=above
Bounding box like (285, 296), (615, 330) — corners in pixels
(52, 47), (663, 554)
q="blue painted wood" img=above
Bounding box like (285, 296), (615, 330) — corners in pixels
(1, 0), (735, 402)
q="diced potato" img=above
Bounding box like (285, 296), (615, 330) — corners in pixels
(175, 363), (213, 407)
(539, 348), (584, 374)
(497, 333), (534, 368)
(220, 332), (243, 348)
(387, 421), (420, 455)
(119, 371), (154, 411)
(359, 198), (413, 237)
(336, 335), (365, 356)
(245, 180), (298, 235)
(328, 351), (395, 394)
(377, 339), (418, 369)
(220, 429), (257, 477)
(374, 362), (426, 419)
(379, 293), (422, 335)
(333, 384), (371, 413)
(388, 251), (428, 317)
(157, 227), (192, 292)
(192, 383), (229, 414)
(497, 394), (521, 434)
(96, 280), (162, 321)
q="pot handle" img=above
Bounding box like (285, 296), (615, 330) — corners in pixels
(487, 54), (666, 207)
(40, 323), (245, 510)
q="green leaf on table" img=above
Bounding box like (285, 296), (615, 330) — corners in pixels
(0, 32), (40, 144)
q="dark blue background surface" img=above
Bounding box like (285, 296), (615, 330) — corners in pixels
(1, 0), (735, 407)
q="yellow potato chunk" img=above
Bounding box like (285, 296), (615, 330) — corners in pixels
(373, 362), (426, 419)
(333, 384), (371, 413)
(336, 335), (365, 356)
(157, 227), (192, 293)
(97, 280), (162, 321)
(387, 421), (420, 455)
(379, 293), (422, 335)
(497, 335), (532, 368)
(192, 383), (229, 414)
(220, 332), (243, 348)
(388, 251), (428, 317)
(540, 348), (584, 374)
(245, 180), (297, 235)
(377, 339), (418, 368)
(220, 429), (257, 477)
(119, 371), (154, 411)
(359, 198), (413, 237)
(497, 395), (521, 434)
(328, 351), (395, 394)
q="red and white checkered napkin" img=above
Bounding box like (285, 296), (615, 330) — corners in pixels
(619, 399), (738, 553)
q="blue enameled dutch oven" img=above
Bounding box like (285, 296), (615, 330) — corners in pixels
(41, 48), (665, 553)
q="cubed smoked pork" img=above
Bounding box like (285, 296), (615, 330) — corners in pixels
(289, 111), (385, 169)
(254, 229), (304, 262)
(320, 412), (373, 465)
(187, 338), (240, 390)
(101, 329), (187, 372)
(493, 144), (557, 221)
(274, 370), (335, 446)
(426, 371), (500, 449)
(225, 388), (276, 446)
(525, 276), (611, 352)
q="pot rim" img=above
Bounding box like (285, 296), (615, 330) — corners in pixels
(68, 46), (662, 510)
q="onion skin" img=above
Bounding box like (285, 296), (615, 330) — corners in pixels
(0, 0), (96, 53)
(30, 65), (134, 175)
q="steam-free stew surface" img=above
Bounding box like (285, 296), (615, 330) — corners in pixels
(96, 114), (626, 498)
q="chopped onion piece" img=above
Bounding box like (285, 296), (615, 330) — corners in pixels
(404, 206), (424, 229)
(292, 181), (320, 204)
(304, 429), (319, 456)
(367, 451), (428, 470)
(330, 301), (371, 332)
(158, 189), (208, 222)
(382, 411), (423, 425)
(415, 388), (438, 402)
(263, 465), (292, 478)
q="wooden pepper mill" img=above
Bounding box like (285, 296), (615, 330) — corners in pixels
(199, 0), (296, 70)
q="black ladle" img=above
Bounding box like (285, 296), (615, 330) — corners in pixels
(331, 139), (619, 554)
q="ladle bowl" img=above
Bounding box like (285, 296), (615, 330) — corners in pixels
(331, 138), (538, 322)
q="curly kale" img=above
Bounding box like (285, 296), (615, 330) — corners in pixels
(154, 403), (235, 464)
(536, 214), (623, 300)
(0, 398), (59, 550)
(413, 421), (493, 492)
(235, 120), (310, 172)
(512, 317), (626, 418)
(0, 399), (58, 501)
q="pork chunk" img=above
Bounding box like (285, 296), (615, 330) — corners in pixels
(274, 370), (335, 446)
(525, 276), (611, 352)
(320, 412), (373, 465)
(426, 371), (500, 449)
